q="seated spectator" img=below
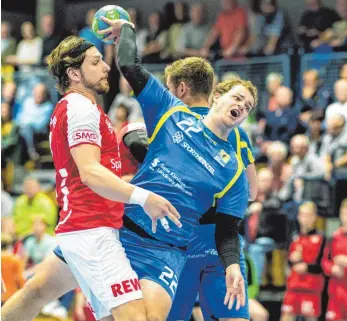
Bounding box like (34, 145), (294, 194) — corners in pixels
(1, 234), (25, 305)
(108, 76), (143, 124)
(179, 3), (210, 58)
(279, 135), (325, 202)
(307, 112), (325, 159)
(266, 141), (292, 193)
(281, 201), (325, 321)
(296, 69), (332, 126)
(340, 63), (347, 80)
(1, 82), (20, 120)
(262, 86), (297, 145)
(167, 1), (190, 59)
(1, 181), (13, 217)
(322, 198), (347, 321)
(323, 114), (347, 180)
(40, 14), (68, 65)
(5, 21), (43, 72)
(298, 0), (341, 51)
(79, 9), (112, 66)
(127, 8), (148, 57)
(1, 21), (17, 82)
(258, 72), (284, 120)
(311, 0), (347, 51)
(247, 168), (284, 284)
(201, 0), (248, 59)
(258, 0), (294, 56)
(142, 11), (169, 63)
(13, 177), (57, 237)
(16, 83), (54, 160)
(325, 79), (347, 120)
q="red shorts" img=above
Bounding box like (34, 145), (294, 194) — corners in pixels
(281, 291), (321, 317)
(326, 286), (347, 321)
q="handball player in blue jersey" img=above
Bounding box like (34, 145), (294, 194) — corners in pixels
(97, 18), (258, 321)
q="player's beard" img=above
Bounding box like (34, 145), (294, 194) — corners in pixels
(80, 70), (110, 95)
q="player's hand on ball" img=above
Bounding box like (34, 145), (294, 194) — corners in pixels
(224, 264), (246, 310)
(98, 17), (134, 43)
(143, 192), (182, 233)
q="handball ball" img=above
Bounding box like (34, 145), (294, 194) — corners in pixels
(92, 5), (131, 44)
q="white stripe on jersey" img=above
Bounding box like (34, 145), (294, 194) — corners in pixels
(66, 93), (102, 148)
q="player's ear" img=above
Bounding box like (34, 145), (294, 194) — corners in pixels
(179, 82), (188, 98)
(212, 92), (221, 105)
(66, 67), (81, 83)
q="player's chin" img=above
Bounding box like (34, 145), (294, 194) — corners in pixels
(96, 82), (110, 95)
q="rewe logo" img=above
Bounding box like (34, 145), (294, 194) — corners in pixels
(111, 278), (141, 297)
(73, 130), (98, 142)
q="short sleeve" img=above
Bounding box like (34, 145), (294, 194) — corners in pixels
(66, 94), (102, 148)
(216, 170), (249, 219)
(239, 128), (255, 166)
(136, 75), (184, 136)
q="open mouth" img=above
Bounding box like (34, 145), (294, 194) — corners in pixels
(230, 109), (240, 118)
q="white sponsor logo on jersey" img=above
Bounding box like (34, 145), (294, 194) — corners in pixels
(111, 158), (122, 170)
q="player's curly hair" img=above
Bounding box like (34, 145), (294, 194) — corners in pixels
(46, 36), (94, 94)
(214, 77), (258, 107)
(164, 57), (214, 97)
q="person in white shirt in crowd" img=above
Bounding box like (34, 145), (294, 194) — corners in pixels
(127, 8), (148, 57)
(108, 76), (143, 125)
(5, 22), (42, 73)
(325, 79), (347, 120)
(16, 83), (54, 160)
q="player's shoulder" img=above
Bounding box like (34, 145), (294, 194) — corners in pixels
(64, 92), (98, 111)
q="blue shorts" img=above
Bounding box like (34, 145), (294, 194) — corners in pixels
(120, 227), (187, 300)
(168, 225), (249, 321)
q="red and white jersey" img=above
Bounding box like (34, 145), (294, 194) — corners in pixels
(49, 92), (124, 234)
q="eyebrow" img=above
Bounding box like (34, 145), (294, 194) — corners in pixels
(233, 93), (253, 109)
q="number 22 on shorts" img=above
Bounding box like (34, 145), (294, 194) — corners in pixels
(159, 266), (178, 295)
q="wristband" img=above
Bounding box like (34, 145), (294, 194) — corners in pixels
(129, 187), (150, 207)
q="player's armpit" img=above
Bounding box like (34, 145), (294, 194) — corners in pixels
(215, 213), (241, 270)
(246, 163), (258, 201)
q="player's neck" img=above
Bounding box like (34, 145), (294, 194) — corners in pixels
(188, 99), (209, 108)
(67, 85), (97, 104)
(202, 113), (231, 140)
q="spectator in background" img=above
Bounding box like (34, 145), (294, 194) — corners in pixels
(296, 69), (332, 126)
(201, 0), (248, 59)
(298, 0), (341, 51)
(40, 14), (67, 65)
(247, 168), (284, 284)
(79, 9), (113, 66)
(281, 201), (325, 321)
(111, 104), (130, 136)
(179, 3), (210, 58)
(325, 79), (347, 120)
(13, 177), (57, 237)
(266, 141), (292, 193)
(263, 86), (297, 145)
(323, 114), (347, 180)
(142, 11), (168, 63)
(16, 83), (54, 160)
(1, 234), (25, 305)
(1, 82), (20, 120)
(322, 198), (347, 321)
(166, 1), (189, 59)
(307, 112), (325, 159)
(340, 63), (347, 80)
(5, 22), (43, 72)
(238, 0), (264, 56)
(258, 0), (294, 56)
(108, 76), (143, 123)
(127, 8), (148, 57)
(1, 21), (17, 82)
(1, 181), (13, 217)
(279, 135), (325, 202)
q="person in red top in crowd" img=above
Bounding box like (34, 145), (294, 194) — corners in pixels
(281, 201), (326, 321)
(1, 36), (181, 321)
(322, 199), (347, 321)
(200, 0), (248, 59)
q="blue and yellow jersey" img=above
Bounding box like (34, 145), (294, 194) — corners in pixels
(124, 76), (249, 247)
(190, 106), (254, 169)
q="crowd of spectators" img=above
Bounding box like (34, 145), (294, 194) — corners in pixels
(1, 0), (347, 320)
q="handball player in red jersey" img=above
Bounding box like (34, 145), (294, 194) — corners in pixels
(1, 35), (181, 321)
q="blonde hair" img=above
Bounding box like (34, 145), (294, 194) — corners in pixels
(214, 77), (258, 107)
(299, 201), (317, 214)
(267, 141), (288, 159)
(46, 36), (92, 94)
(164, 57), (214, 97)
